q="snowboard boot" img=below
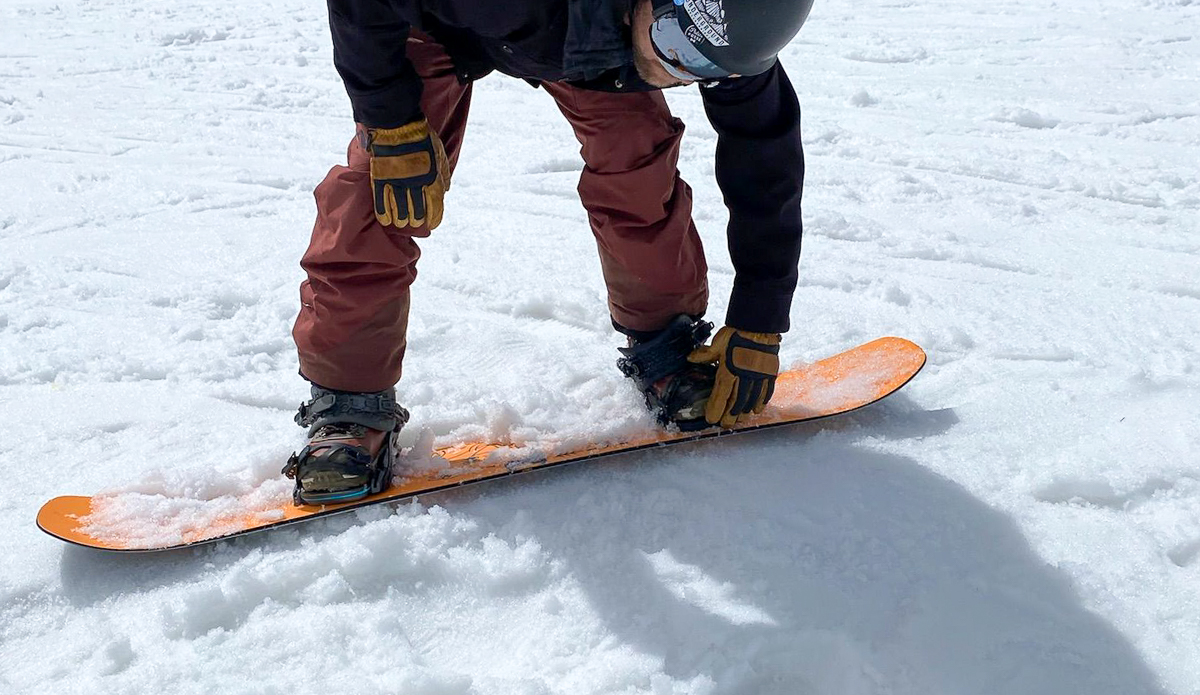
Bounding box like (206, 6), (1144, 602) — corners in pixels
(616, 315), (717, 431)
(282, 386), (409, 506)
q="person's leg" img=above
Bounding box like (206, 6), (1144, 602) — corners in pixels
(540, 83), (708, 336)
(293, 32), (471, 393)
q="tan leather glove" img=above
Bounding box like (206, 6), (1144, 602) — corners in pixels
(360, 119), (451, 229)
(687, 326), (781, 428)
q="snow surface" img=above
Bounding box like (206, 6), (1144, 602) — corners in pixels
(1, 0), (1199, 692)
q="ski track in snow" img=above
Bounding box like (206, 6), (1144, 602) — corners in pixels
(2, 0), (1199, 693)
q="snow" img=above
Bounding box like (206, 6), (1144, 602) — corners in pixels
(1, 0), (1199, 692)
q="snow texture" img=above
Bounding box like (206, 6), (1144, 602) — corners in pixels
(1, 0), (1199, 693)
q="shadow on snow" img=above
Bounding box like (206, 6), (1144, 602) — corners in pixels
(58, 399), (1167, 694)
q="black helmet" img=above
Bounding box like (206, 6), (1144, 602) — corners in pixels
(651, 0), (816, 77)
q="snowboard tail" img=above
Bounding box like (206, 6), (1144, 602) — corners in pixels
(38, 337), (926, 552)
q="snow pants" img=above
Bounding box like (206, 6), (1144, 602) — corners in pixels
(294, 33), (708, 393)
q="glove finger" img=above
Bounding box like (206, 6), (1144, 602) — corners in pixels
(730, 377), (756, 417)
(425, 182), (444, 230)
(374, 183), (392, 226)
(704, 373), (735, 426)
(383, 186), (403, 228)
(395, 186), (414, 228)
(688, 344), (720, 364)
(409, 185), (428, 224)
(756, 377), (775, 413)
(744, 381), (763, 417)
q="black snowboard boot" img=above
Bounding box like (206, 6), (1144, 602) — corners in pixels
(616, 315), (717, 431)
(282, 386), (409, 506)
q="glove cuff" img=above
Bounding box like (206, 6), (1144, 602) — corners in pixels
(728, 328), (781, 344)
(363, 119), (430, 148)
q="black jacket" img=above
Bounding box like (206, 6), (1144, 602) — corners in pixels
(327, 0), (804, 333)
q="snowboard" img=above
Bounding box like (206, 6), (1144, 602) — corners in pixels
(38, 337), (926, 552)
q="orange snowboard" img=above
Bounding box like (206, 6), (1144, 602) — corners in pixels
(38, 337), (925, 552)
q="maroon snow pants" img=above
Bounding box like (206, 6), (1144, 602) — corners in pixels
(294, 34), (708, 393)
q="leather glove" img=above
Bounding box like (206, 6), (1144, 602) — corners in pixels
(360, 119), (451, 229)
(687, 326), (781, 428)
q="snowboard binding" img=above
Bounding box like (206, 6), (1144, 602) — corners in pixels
(617, 315), (717, 431)
(283, 387), (409, 506)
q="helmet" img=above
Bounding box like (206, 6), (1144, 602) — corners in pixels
(651, 0), (816, 77)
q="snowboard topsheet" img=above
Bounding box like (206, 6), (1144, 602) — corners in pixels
(38, 337), (926, 552)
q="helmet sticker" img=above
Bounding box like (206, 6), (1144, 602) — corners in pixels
(681, 0), (729, 47)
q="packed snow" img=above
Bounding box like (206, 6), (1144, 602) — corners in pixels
(2, 0), (1199, 693)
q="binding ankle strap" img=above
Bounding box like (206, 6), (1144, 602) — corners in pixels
(295, 386), (409, 435)
(616, 315), (713, 388)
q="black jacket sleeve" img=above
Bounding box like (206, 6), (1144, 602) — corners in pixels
(701, 62), (804, 334)
(328, 0), (424, 128)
